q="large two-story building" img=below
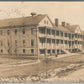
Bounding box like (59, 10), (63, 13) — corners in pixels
(0, 12), (84, 58)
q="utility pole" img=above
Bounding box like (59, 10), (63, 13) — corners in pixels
(45, 26), (48, 78)
(45, 57), (48, 78)
(36, 27), (40, 61)
(32, 27), (39, 61)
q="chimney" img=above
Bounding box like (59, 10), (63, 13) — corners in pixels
(55, 18), (58, 26)
(31, 12), (36, 16)
(62, 22), (66, 27)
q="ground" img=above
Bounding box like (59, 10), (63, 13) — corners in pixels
(0, 53), (84, 82)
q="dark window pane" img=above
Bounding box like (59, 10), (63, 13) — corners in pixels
(31, 40), (34, 46)
(7, 30), (10, 35)
(31, 49), (34, 53)
(23, 29), (25, 34)
(15, 29), (17, 34)
(1, 49), (3, 53)
(23, 49), (25, 53)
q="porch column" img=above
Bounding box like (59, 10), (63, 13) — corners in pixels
(70, 41), (72, 52)
(50, 29), (52, 56)
(45, 27), (47, 57)
(36, 27), (39, 60)
(59, 40), (61, 54)
(55, 31), (57, 56)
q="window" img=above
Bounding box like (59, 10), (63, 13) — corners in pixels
(47, 50), (51, 53)
(15, 40), (17, 46)
(61, 40), (63, 44)
(65, 40), (67, 44)
(60, 31), (63, 36)
(23, 40), (25, 44)
(15, 49), (17, 53)
(39, 28), (45, 34)
(23, 29), (25, 34)
(75, 34), (77, 38)
(52, 39), (55, 44)
(31, 40), (34, 46)
(31, 49), (34, 53)
(47, 39), (51, 43)
(8, 49), (10, 53)
(56, 30), (59, 36)
(23, 49), (25, 53)
(7, 30), (10, 35)
(69, 34), (71, 38)
(31, 28), (33, 34)
(40, 50), (45, 54)
(65, 33), (67, 37)
(47, 29), (50, 34)
(8, 42), (9, 46)
(52, 50), (55, 53)
(52, 30), (55, 35)
(72, 34), (74, 38)
(1, 49), (3, 53)
(56, 39), (59, 44)
(15, 29), (17, 34)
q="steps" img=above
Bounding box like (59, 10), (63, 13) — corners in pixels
(78, 48), (84, 52)
(62, 49), (71, 54)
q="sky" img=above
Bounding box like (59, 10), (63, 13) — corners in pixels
(0, 2), (84, 30)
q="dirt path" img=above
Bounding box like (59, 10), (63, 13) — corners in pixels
(0, 53), (84, 82)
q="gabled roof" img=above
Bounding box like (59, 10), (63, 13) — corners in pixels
(46, 15), (54, 26)
(0, 14), (46, 28)
(66, 25), (79, 33)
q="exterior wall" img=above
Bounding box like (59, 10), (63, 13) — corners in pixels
(0, 26), (83, 56)
(0, 26), (38, 56)
(74, 27), (83, 50)
(38, 26), (84, 56)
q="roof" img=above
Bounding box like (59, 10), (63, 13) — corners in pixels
(53, 25), (72, 33)
(66, 25), (79, 33)
(81, 31), (84, 35)
(0, 14), (46, 28)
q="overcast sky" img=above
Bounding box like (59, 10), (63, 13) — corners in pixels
(0, 2), (84, 30)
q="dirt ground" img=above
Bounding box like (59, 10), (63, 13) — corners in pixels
(0, 53), (84, 82)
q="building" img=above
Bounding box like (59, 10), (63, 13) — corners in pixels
(0, 12), (84, 58)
